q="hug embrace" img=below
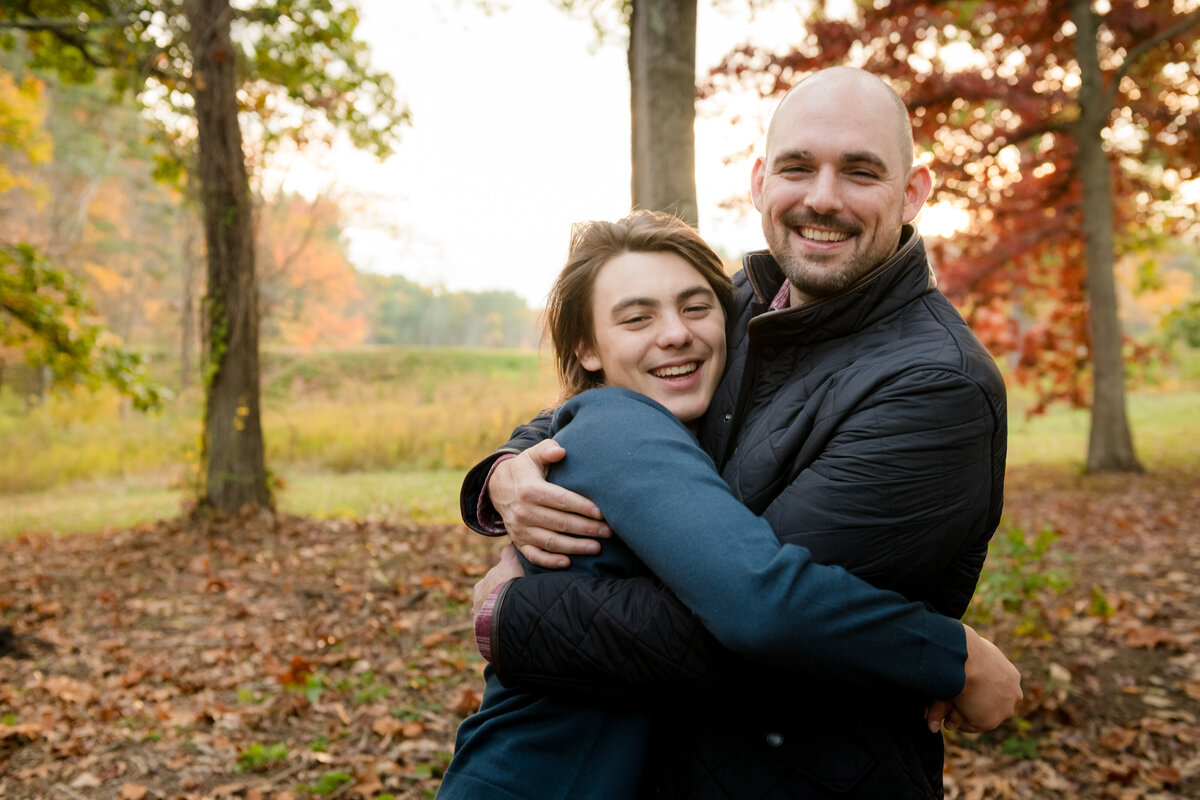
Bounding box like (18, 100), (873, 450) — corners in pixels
(441, 67), (1022, 800)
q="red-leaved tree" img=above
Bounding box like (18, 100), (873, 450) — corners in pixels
(710, 0), (1200, 472)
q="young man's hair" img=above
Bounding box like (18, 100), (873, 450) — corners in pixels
(544, 210), (733, 400)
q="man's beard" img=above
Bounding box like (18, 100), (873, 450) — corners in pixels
(766, 210), (901, 301)
(775, 250), (872, 300)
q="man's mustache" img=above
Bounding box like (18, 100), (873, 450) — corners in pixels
(781, 212), (861, 236)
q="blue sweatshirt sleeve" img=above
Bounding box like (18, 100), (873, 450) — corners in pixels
(543, 387), (967, 700)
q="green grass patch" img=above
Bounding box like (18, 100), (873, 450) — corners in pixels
(0, 388), (199, 494)
(235, 742), (289, 772)
(0, 469), (464, 539)
(2, 345), (1197, 538)
(0, 346), (558, 495)
(0, 477), (186, 536)
(1007, 388), (1200, 470)
(279, 469), (463, 524)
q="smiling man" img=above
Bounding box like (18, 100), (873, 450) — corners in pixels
(460, 66), (1014, 799)
(753, 68), (933, 305)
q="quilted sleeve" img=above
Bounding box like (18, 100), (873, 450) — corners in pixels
(492, 573), (742, 696)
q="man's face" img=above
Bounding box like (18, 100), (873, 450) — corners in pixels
(751, 80), (931, 305)
(577, 250), (726, 428)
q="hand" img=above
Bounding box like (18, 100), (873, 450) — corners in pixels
(929, 624), (1022, 733)
(923, 698), (953, 733)
(490, 439), (610, 569)
(472, 545), (525, 620)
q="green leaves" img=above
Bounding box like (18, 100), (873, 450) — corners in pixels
(234, 741), (289, 772)
(965, 521), (1072, 636)
(0, 242), (166, 411)
(237, 0), (408, 158)
(1, 1), (411, 165)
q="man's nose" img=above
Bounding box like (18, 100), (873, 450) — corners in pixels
(805, 166), (843, 215)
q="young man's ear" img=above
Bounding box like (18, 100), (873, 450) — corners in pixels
(577, 344), (601, 373)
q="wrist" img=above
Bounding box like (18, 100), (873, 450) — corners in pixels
(477, 454), (517, 535)
(958, 623), (979, 696)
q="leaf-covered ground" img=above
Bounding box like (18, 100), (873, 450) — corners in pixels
(2, 464), (1198, 800)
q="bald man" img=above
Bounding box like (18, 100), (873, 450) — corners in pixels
(461, 67), (1015, 799)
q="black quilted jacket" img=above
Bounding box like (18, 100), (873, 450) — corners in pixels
(460, 227), (1008, 799)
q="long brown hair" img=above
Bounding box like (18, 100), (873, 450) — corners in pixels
(544, 210), (733, 400)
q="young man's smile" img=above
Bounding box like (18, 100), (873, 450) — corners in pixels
(578, 251), (727, 428)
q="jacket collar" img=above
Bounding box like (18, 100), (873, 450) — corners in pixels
(743, 225), (937, 346)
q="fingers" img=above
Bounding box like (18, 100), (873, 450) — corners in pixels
(512, 526), (609, 569)
(471, 545), (526, 618)
(492, 444), (609, 537)
(943, 706), (967, 732)
(524, 439), (568, 469)
(488, 441), (611, 568)
(471, 571), (503, 619)
(505, 494), (610, 540)
(514, 441), (603, 521)
(518, 543), (571, 570)
(924, 699), (952, 733)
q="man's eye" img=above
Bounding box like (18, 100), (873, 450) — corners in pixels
(620, 315), (650, 325)
(684, 304), (711, 315)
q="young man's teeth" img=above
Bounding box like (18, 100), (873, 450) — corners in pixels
(653, 363), (697, 378)
(800, 227), (850, 243)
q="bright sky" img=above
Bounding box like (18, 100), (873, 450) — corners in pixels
(278, 1), (921, 307)
(271, 1), (810, 306)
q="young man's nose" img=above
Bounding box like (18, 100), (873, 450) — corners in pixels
(657, 315), (693, 347)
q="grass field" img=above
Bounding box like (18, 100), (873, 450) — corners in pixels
(2, 345), (1197, 538)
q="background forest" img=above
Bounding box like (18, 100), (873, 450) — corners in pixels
(0, 49), (540, 359)
(2, 0), (1200, 798)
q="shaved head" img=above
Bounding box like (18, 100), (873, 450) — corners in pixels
(750, 65), (932, 305)
(767, 67), (915, 173)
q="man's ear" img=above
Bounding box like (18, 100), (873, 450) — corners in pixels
(902, 164), (933, 223)
(577, 343), (602, 373)
(750, 156), (767, 212)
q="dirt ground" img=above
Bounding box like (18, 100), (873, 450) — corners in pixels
(2, 463), (1198, 799)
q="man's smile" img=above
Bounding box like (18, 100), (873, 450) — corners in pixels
(798, 226), (852, 243)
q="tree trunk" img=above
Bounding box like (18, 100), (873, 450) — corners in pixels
(187, 0), (272, 510)
(180, 211), (199, 392)
(629, 0), (698, 227)
(1071, 0), (1142, 473)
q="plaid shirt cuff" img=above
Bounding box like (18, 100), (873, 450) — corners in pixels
(475, 581), (506, 662)
(476, 454), (516, 535)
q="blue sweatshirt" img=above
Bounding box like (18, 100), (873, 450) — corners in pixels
(437, 387), (965, 800)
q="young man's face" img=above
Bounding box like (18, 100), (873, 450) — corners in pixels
(578, 251), (726, 428)
(751, 77), (931, 306)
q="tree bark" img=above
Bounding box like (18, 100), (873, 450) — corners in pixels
(1071, 0), (1142, 473)
(187, 0), (272, 510)
(629, 0), (698, 227)
(180, 211), (198, 392)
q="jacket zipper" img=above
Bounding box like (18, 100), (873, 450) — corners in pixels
(718, 343), (759, 471)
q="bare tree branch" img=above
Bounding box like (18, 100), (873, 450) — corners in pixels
(1111, 8), (1200, 94)
(0, 15), (135, 32)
